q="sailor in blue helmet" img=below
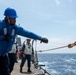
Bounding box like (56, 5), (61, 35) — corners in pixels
(0, 7), (48, 75)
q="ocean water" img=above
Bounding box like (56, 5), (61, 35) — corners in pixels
(37, 53), (76, 75)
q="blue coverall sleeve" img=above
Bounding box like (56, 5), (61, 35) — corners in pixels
(16, 26), (42, 40)
(0, 35), (3, 40)
(0, 21), (3, 40)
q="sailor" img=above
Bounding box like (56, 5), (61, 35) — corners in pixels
(8, 40), (18, 73)
(0, 7), (48, 75)
(20, 38), (34, 73)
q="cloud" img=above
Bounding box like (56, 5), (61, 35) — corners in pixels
(53, 19), (76, 26)
(54, 0), (60, 5)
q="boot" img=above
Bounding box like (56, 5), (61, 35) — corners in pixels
(27, 67), (32, 73)
(20, 67), (22, 73)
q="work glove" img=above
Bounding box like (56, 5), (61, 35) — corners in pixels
(68, 44), (73, 48)
(40, 37), (48, 43)
(2, 34), (12, 41)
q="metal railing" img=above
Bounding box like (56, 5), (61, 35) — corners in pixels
(34, 50), (50, 75)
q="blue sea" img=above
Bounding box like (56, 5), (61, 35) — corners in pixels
(37, 53), (76, 75)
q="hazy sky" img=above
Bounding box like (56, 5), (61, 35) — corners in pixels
(0, 0), (76, 53)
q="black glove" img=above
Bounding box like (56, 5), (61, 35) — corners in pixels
(41, 37), (48, 43)
(3, 34), (12, 41)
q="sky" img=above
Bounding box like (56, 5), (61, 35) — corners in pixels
(0, 0), (76, 53)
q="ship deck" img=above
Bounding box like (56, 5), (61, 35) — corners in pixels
(11, 60), (36, 75)
(11, 60), (50, 75)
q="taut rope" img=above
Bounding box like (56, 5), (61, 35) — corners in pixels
(37, 41), (76, 52)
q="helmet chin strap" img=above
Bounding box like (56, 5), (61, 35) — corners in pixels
(7, 17), (10, 25)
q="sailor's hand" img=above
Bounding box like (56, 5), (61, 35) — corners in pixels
(40, 37), (48, 43)
(3, 34), (11, 41)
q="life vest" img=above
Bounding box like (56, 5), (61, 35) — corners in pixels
(4, 27), (15, 40)
(24, 43), (32, 55)
(3, 27), (15, 38)
(1, 20), (15, 39)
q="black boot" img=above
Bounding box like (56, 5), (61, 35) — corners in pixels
(20, 67), (22, 73)
(27, 67), (32, 73)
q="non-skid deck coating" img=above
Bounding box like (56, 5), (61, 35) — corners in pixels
(11, 60), (50, 75)
(11, 60), (38, 75)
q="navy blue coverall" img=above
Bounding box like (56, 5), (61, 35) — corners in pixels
(0, 20), (42, 75)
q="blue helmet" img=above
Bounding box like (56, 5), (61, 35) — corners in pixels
(4, 7), (18, 18)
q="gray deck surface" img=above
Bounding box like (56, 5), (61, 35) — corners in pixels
(11, 60), (50, 75)
(11, 60), (37, 75)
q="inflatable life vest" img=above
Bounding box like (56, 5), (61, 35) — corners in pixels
(4, 27), (15, 37)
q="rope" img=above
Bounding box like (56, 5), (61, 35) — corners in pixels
(37, 45), (68, 52)
(37, 41), (76, 52)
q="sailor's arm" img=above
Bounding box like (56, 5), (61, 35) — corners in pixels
(16, 26), (48, 43)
